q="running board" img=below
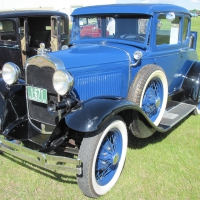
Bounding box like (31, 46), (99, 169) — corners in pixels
(158, 102), (195, 129)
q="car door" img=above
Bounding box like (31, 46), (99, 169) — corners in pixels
(0, 18), (21, 70)
(152, 13), (182, 94)
(51, 16), (69, 51)
(178, 16), (198, 80)
(21, 18), (29, 67)
(51, 16), (61, 51)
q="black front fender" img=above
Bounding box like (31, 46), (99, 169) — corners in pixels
(65, 97), (164, 136)
(65, 97), (135, 132)
(0, 78), (27, 133)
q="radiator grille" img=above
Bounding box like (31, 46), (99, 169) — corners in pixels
(26, 65), (59, 125)
(27, 65), (55, 91)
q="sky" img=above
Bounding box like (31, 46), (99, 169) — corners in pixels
(116, 0), (200, 10)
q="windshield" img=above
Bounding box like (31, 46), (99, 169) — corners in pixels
(71, 15), (150, 43)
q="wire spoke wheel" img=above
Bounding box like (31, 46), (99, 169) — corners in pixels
(77, 116), (127, 198)
(95, 130), (122, 185)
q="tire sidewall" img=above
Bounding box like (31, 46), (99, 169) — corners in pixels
(91, 119), (127, 196)
(139, 70), (168, 126)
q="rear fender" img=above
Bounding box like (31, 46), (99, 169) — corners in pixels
(181, 61), (200, 105)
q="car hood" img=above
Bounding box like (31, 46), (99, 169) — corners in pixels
(49, 43), (142, 69)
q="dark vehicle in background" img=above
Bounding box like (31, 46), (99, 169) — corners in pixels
(0, 10), (69, 72)
(0, 4), (200, 198)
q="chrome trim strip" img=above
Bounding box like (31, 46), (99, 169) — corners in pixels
(0, 138), (81, 175)
(25, 54), (66, 71)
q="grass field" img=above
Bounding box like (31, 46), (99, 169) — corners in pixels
(0, 18), (200, 200)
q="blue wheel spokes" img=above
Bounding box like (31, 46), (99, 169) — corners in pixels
(107, 134), (115, 152)
(96, 164), (113, 180)
(95, 130), (122, 186)
(142, 78), (163, 122)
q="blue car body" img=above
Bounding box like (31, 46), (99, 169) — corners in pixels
(48, 4), (198, 100)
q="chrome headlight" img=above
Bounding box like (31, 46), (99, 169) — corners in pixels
(133, 51), (142, 60)
(53, 69), (74, 96)
(2, 62), (21, 85)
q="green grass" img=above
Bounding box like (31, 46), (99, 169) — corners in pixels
(191, 17), (200, 56)
(1, 18), (200, 200)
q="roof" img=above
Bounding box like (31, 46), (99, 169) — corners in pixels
(0, 10), (68, 18)
(71, 4), (190, 16)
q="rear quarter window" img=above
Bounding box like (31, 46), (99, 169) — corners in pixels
(156, 15), (180, 45)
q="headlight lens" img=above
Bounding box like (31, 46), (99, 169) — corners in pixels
(2, 62), (21, 85)
(53, 69), (74, 96)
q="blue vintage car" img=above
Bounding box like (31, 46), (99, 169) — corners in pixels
(0, 4), (200, 198)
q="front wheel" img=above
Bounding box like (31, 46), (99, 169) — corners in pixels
(77, 116), (128, 198)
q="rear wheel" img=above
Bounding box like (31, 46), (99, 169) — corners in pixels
(77, 116), (128, 198)
(128, 64), (168, 126)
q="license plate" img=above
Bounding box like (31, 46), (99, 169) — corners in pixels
(27, 86), (47, 104)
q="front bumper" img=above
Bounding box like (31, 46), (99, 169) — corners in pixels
(0, 138), (82, 175)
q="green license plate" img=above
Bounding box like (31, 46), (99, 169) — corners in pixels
(27, 86), (47, 104)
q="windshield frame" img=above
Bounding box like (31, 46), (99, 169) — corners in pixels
(70, 14), (152, 47)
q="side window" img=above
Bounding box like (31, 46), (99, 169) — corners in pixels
(182, 18), (189, 42)
(46, 26), (51, 30)
(0, 20), (16, 41)
(50, 18), (65, 35)
(156, 14), (180, 45)
(60, 18), (65, 34)
(52, 18), (58, 37)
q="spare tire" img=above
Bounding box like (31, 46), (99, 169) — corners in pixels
(128, 64), (168, 126)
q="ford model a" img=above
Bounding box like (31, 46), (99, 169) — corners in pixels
(0, 4), (200, 198)
(0, 10), (69, 71)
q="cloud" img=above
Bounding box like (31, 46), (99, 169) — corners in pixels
(142, 0), (174, 2)
(116, 0), (175, 3)
(191, 0), (199, 2)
